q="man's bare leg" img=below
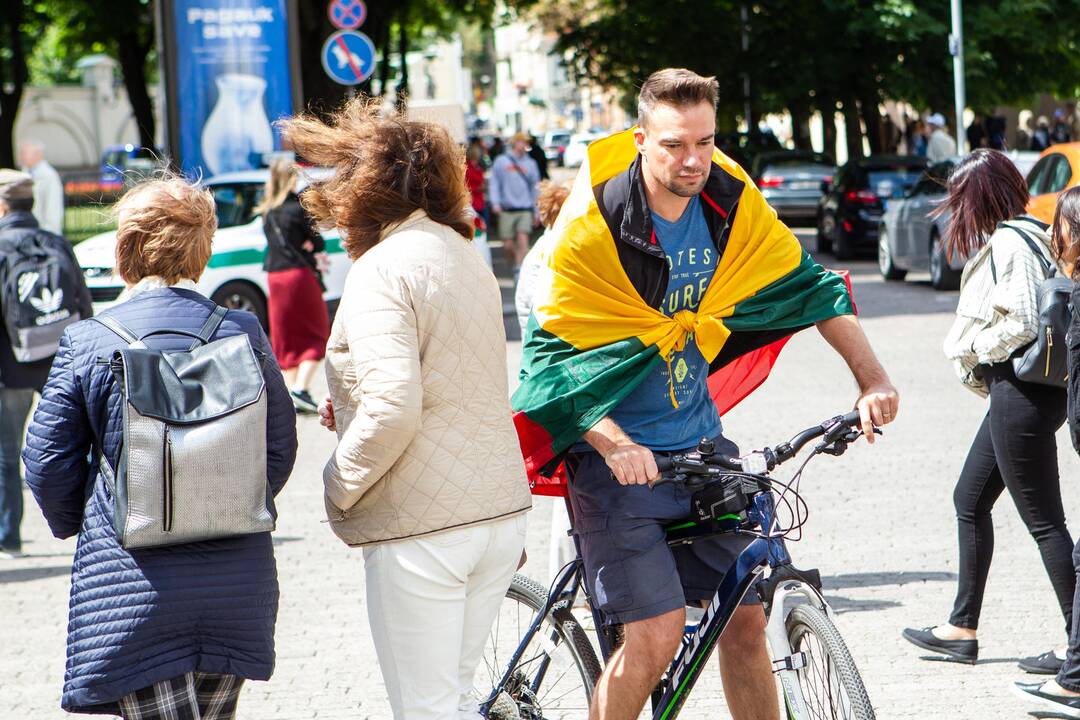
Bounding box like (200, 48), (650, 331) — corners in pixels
(590, 608), (685, 720)
(514, 229), (530, 267)
(717, 604), (779, 720)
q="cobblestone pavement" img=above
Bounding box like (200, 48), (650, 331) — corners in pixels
(4, 232), (1079, 719)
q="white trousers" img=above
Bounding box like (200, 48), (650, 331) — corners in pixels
(363, 514), (527, 720)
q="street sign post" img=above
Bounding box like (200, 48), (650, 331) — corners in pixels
(320, 29), (376, 85)
(327, 0), (366, 30)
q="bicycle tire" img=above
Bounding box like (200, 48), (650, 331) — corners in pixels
(478, 573), (601, 719)
(784, 605), (875, 720)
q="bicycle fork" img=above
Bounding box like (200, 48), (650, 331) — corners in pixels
(764, 580), (832, 720)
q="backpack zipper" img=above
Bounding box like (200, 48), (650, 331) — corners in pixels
(1046, 326), (1054, 378)
(162, 426), (173, 533)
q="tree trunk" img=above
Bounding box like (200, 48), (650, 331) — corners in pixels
(857, 88), (882, 155)
(0, 0), (27, 168)
(395, 18), (409, 113)
(820, 99), (837, 160)
(842, 97), (864, 160)
(789, 97), (811, 151)
(376, 22), (392, 97)
(115, 31), (155, 150)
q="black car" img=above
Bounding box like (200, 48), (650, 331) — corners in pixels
(816, 155), (929, 259)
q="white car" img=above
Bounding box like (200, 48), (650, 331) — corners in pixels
(562, 133), (604, 168)
(77, 169), (492, 328)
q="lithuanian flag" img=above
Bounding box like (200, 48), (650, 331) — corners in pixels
(513, 130), (854, 492)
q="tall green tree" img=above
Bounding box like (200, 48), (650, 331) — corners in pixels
(0, 0), (48, 167)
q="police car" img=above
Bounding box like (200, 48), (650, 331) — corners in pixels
(76, 169), (493, 328)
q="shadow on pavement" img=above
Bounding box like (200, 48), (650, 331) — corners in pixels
(0, 565), (71, 583)
(822, 570), (957, 590)
(272, 535), (303, 546)
(825, 595), (902, 614)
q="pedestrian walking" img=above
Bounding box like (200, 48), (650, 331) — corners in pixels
(512, 68), (898, 720)
(528, 133), (550, 181)
(255, 158), (330, 414)
(926, 113), (958, 163)
(17, 140), (64, 235)
(21, 175), (298, 718)
(0, 170), (91, 559)
(282, 98), (532, 720)
(489, 131), (541, 276)
(1032, 116), (1053, 152)
(512, 180), (574, 580)
(1053, 109), (1073, 145)
(1014, 185), (1080, 715)
(904, 150), (1074, 672)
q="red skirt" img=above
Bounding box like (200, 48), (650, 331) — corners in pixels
(267, 267), (330, 370)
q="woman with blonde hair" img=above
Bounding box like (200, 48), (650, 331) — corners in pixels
(256, 157), (330, 413)
(22, 176), (297, 718)
(287, 98), (531, 719)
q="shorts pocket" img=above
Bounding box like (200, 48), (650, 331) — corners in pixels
(573, 513), (635, 612)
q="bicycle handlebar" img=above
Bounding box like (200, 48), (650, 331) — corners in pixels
(652, 410), (866, 483)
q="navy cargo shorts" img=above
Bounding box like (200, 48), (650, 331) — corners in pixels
(566, 435), (759, 626)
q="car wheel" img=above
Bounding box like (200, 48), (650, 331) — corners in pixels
(816, 213), (834, 255)
(929, 232), (961, 291)
(833, 221), (855, 261)
(878, 227), (907, 280)
(211, 281), (269, 331)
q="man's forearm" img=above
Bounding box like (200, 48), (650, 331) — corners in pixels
(582, 416), (635, 457)
(816, 314), (890, 390)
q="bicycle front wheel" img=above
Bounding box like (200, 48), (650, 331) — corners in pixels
(477, 573), (600, 719)
(784, 605), (875, 720)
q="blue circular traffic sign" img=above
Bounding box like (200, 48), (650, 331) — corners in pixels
(321, 30), (376, 86)
(328, 0), (366, 30)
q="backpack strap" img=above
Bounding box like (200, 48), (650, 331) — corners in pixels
(91, 315), (140, 344)
(190, 305), (229, 350)
(1000, 222), (1055, 278)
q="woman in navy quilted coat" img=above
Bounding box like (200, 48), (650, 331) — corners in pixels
(22, 177), (298, 718)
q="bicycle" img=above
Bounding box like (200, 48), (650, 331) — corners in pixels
(477, 410), (878, 720)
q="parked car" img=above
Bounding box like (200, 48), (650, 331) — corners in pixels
(563, 132), (603, 168)
(751, 150), (835, 226)
(715, 130), (783, 171)
(543, 129), (573, 166)
(78, 169), (488, 329)
(1025, 143), (1080, 222)
(816, 155), (929, 259)
(877, 158), (964, 289)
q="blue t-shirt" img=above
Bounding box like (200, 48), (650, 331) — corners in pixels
(609, 196), (723, 450)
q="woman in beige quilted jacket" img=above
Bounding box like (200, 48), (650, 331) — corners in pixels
(282, 99), (532, 719)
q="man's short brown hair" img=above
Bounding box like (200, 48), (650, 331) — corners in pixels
(637, 68), (719, 128)
(114, 176), (216, 285)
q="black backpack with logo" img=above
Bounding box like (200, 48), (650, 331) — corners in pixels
(0, 231), (87, 362)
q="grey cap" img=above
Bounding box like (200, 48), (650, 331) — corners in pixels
(0, 169), (33, 202)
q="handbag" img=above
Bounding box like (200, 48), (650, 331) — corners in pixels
(996, 223), (1072, 387)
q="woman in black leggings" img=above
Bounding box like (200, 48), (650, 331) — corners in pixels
(1015, 187), (1080, 713)
(903, 150), (1073, 672)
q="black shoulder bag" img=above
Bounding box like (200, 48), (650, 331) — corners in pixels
(996, 223), (1073, 387)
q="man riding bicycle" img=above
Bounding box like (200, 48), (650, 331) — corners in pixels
(512, 68), (899, 720)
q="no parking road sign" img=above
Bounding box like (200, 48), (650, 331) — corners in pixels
(328, 0), (366, 30)
(321, 30), (375, 85)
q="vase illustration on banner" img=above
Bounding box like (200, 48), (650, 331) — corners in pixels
(200, 74), (274, 175)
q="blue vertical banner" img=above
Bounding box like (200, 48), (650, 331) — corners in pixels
(162, 0), (297, 179)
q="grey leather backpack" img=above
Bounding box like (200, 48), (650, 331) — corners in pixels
(93, 306), (275, 549)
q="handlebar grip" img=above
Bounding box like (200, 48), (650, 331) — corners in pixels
(840, 410), (862, 427)
(654, 455), (674, 473)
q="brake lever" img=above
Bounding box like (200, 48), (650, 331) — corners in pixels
(815, 427), (881, 456)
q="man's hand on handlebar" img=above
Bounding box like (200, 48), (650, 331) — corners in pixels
(603, 442), (660, 486)
(855, 380), (899, 444)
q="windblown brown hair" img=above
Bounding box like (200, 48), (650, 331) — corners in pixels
(279, 97), (472, 259)
(536, 181), (570, 229)
(932, 149), (1029, 260)
(113, 174), (215, 285)
(638, 68), (719, 128)
(1051, 186), (1080, 281)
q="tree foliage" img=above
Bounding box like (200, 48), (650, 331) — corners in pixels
(544, 0), (1080, 157)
